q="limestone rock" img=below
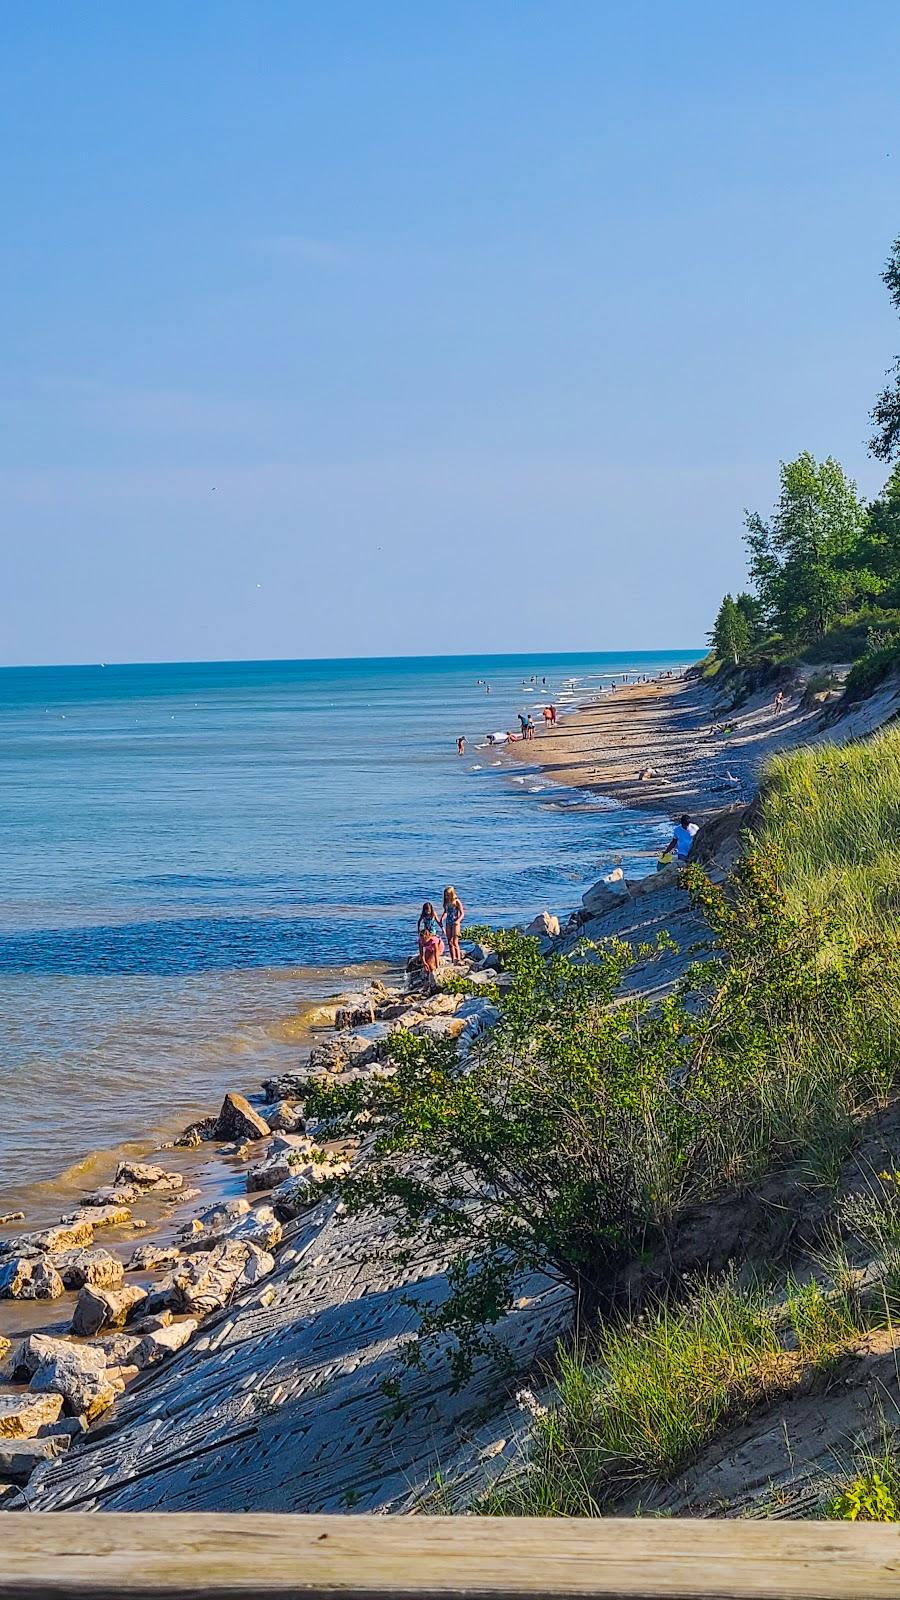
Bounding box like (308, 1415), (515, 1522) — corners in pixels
(409, 1014), (466, 1042)
(11, 1334), (103, 1385)
(134, 1317), (198, 1369)
(131, 1310), (173, 1333)
(63, 1203), (132, 1228)
(0, 1434), (70, 1482)
(0, 1256), (64, 1300)
(260, 1070), (311, 1102)
(71, 1283), (148, 1337)
(333, 992), (377, 1030)
(5, 1221), (95, 1255)
(214, 1092), (270, 1142)
(174, 1118), (216, 1147)
(126, 1243), (181, 1272)
(91, 1332), (142, 1367)
(0, 1336), (9, 1365)
(306, 1032), (377, 1075)
(0, 1391), (64, 1440)
(262, 1099), (306, 1133)
(80, 1185), (138, 1206)
(526, 911), (560, 938)
(271, 1154), (351, 1219)
(30, 1348), (120, 1422)
(52, 1247), (124, 1292)
(171, 1240), (275, 1316)
(115, 1160), (183, 1192)
(582, 869), (631, 917)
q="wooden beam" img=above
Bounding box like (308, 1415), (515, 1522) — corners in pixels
(2, 1514), (900, 1600)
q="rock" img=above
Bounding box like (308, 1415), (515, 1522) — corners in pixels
(0, 1434), (70, 1482)
(637, 766), (658, 780)
(581, 870), (631, 917)
(0, 1337), (9, 1365)
(271, 1154), (351, 1219)
(186, 1197), (250, 1234)
(179, 1197), (281, 1252)
(409, 1014), (467, 1042)
(171, 1240), (275, 1316)
(333, 992), (377, 1030)
(0, 1211), (25, 1225)
(462, 968), (499, 989)
(0, 1256), (64, 1300)
(456, 997), (501, 1036)
(306, 1032), (380, 1075)
(91, 1332), (142, 1366)
(71, 1283), (148, 1337)
(627, 862), (681, 897)
(526, 912), (560, 938)
(131, 1310), (173, 1333)
(245, 1151), (294, 1192)
(260, 1071), (311, 1102)
(126, 1243), (181, 1272)
(214, 1092), (271, 1143)
(133, 1317), (198, 1369)
(115, 1160), (183, 1192)
(3, 1221), (95, 1255)
(10, 1334), (98, 1384)
(261, 1099), (306, 1133)
(53, 1247), (124, 1292)
(63, 1203), (131, 1228)
(30, 1349), (120, 1422)
(80, 1185), (138, 1206)
(0, 1391), (64, 1440)
(174, 1118), (216, 1147)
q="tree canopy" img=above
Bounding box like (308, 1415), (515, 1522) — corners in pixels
(870, 235), (900, 464)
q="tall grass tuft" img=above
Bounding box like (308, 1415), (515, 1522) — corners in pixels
(761, 729), (900, 945)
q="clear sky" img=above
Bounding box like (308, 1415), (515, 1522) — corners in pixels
(3, 2), (899, 666)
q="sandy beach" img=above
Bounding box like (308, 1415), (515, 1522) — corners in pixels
(505, 669), (900, 822)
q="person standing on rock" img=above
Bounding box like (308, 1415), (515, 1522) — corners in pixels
(443, 886), (465, 964)
(417, 902), (445, 977)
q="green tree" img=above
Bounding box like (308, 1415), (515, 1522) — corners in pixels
(857, 466), (900, 605)
(870, 234), (900, 464)
(710, 593), (751, 664)
(743, 453), (867, 640)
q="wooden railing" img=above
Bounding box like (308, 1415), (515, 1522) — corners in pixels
(2, 1514), (900, 1599)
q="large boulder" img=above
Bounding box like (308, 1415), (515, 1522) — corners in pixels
(71, 1283), (148, 1337)
(80, 1185), (138, 1206)
(52, 1248), (124, 1292)
(114, 1160), (183, 1193)
(11, 1334), (95, 1384)
(581, 868), (631, 918)
(525, 911), (560, 939)
(63, 1203), (131, 1229)
(270, 1153), (352, 1219)
(29, 1346), (121, 1422)
(126, 1242), (181, 1272)
(214, 1092), (270, 1143)
(133, 1318), (198, 1369)
(0, 1256), (64, 1301)
(260, 1099), (305, 1134)
(170, 1240), (275, 1316)
(0, 1434), (70, 1482)
(0, 1391), (64, 1440)
(333, 992), (377, 1031)
(3, 1221), (94, 1256)
(180, 1198), (282, 1253)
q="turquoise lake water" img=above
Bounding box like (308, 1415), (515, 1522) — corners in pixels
(0, 651), (698, 1194)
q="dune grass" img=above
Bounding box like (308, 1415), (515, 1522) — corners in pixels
(485, 1274), (865, 1516)
(760, 728), (900, 944)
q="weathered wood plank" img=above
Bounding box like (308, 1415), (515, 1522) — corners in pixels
(1, 1514), (899, 1600)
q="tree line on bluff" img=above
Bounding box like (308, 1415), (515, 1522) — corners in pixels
(711, 232), (900, 671)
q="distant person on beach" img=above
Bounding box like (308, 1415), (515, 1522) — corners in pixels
(417, 901), (444, 977)
(661, 814), (699, 864)
(518, 712), (529, 736)
(457, 736), (465, 755)
(549, 704), (557, 725)
(443, 886), (465, 964)
(773, 689), (786, 713)
(542, 705), (553, 725)
(526, 714), (535, 739)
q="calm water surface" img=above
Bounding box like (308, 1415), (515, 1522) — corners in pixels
(0, 651), (699, 1198)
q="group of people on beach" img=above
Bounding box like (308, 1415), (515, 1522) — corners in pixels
(417, 886), (465, 976)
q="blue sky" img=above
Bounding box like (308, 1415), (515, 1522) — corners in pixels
(2, 2), (899, 665)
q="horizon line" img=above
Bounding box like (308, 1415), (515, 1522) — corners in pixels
(0, 646), (705, 673)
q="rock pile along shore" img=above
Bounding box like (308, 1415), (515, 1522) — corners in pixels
(0, 941), (517, 1504)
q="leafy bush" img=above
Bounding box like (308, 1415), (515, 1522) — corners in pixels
(303, 846), (892, 1382)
